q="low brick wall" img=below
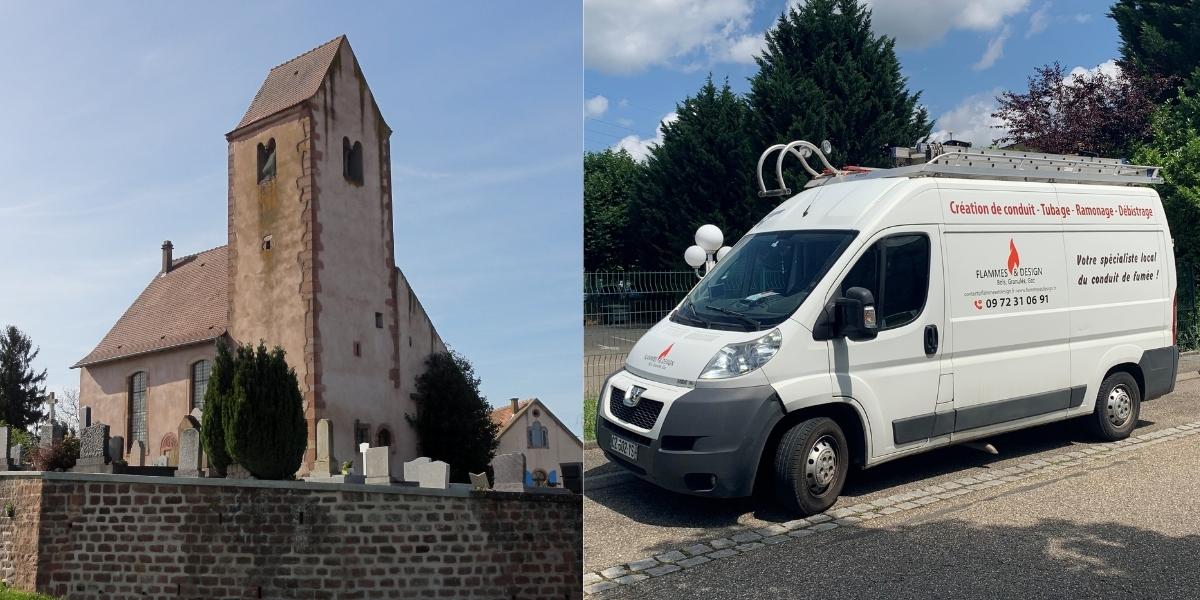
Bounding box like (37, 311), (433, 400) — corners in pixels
(0, 472), (581, 599)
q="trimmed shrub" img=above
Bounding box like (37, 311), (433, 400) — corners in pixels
(30, 434), (78, 472)
(221, 343), (307, 480)
(200, 341), (235, 475)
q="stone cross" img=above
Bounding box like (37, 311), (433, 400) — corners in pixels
(46, 392), (56, 423)
(490, 452), (526, 493)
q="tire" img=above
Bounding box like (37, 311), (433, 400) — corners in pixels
(1086, 371), (1141, 441)
(773, 417), (849, 516)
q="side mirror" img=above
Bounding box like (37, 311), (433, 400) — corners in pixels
(836, 287), (878, 341)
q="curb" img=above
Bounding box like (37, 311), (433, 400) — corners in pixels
(583, 420), (1200, 596)
(584, 470), (637, 492)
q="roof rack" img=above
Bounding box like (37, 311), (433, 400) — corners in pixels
(756, 140), (1163, 196)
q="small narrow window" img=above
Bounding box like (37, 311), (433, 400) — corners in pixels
(375, 312), (384, 329)
(343, 137), (364, 185)
(354, 421), (370, 446)
(376, 427), (392, 448)
(257, 138), (276, 184)
(353, 341), (362, 357)
(262, 235), (273, 251)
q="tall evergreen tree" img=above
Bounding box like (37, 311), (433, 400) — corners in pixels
(584, 148), (641, 271)
(1110, 0), (1200, 88)
(200, 340), (235, 475)
(748, 0), (930, 189)
(630, 76), (758, 270)
(406, 350), (498, 482)
(221, 342), (307, 480)
(1132, 75), (1200, 270)
(0, 325), (47, 431)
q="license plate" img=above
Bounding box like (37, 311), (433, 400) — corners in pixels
(609, 434), (639, 462)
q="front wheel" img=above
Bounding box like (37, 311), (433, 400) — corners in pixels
(773, 417), (849, 516)
(1086, 372), (1141, 441)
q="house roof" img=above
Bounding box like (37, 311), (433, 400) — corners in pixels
(73, 246), (228, 368)
(490, 399), (582, 448)
(231, 35), (346, 133)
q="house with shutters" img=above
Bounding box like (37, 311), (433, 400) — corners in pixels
(490, 398), (582, 487)
(72, 36), (445, 475)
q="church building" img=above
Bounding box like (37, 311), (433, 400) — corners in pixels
(73, 36), (445, 475)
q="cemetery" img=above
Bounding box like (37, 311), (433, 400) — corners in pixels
(0, 410), (583, 599)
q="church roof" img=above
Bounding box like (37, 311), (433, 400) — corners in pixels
(73, 246), (228, 368)
(231, 35), (346, 133)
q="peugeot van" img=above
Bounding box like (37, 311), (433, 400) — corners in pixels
(595, 142), (1179, 515)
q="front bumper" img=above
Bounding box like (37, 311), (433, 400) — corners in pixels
(595, 372), (784, 497)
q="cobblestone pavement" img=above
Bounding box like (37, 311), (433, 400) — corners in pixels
(584, 374), (1200, 596)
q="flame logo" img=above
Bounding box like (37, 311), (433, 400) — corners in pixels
(1007, 239), (1020, 273)
(658, 344), (674, 360)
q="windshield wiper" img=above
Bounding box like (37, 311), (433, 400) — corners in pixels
(680, 301), (710, 327)
(704, 305), (761, 329)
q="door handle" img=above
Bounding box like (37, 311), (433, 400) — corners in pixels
(924, 324), (939, 356)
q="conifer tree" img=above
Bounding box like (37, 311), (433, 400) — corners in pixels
(406, 350), (498, 482)
(0, 325), (47, 431)
(199, 340), (234, 475)
(748, 0), (930, 189)
(221, 342), (307, 480)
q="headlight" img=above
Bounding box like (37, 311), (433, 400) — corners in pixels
(699, 329), (782, 379)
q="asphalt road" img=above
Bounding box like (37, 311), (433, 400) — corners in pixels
(585, 373), (1200, 589)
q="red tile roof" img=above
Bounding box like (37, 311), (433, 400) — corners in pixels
(490, 399), (532, 428)
(232, 35), (346, 132)
(73, 246), (228, 368)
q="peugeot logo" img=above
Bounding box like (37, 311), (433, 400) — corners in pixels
(624, 386), (646, 408)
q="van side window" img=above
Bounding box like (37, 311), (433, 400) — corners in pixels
(841, 234), (930, 330)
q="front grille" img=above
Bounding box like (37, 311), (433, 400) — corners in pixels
(609, 387), (664, 430)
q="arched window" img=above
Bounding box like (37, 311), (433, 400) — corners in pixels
(257, 138), (276, 184)
(343, 137), (363, 185)
(527, 420), (549, 449)
(376, 427), (392, 448)
(129, 371), (148, 449)
(191, 360), (211, 412)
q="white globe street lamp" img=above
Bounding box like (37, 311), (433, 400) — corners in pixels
(684, 225), (731, 278)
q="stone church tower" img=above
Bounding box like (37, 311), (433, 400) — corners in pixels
(76, 36), (443, 475)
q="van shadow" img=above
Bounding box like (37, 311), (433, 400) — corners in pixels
(671, 518), (1200, 599)
(586, 418), (1156, 534)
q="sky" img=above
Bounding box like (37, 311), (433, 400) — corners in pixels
(0, 3), (584, 433)
(584, 0), (1123, 158)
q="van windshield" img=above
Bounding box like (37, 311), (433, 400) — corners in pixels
(673, 230), (856, 331)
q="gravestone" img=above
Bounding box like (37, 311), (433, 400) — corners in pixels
(129, 440), (146, 467)
(81, 406), (92, 428)
(176, 427), (203, 478)
(172, 415), (201, 468)
(417, 460), (449, 489)
(490, 453), (526, 493)
(152, 455), (168, 467)
(74, 423), (111, 469)
(225, 463), (254, 479)
(403, 457), (431, 482)
(10, 444), (22, 468)
(312, 419), (337, 477)
(38, 423), (63, 449)
(560, 462), (582, 494)
(0, 426), (9, 471)
(469, 472), (490, 491)
(363, 447), (390, 485)
(108, 436), (124, 464)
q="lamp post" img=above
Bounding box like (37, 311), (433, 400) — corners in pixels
(684, 224), (732, 279)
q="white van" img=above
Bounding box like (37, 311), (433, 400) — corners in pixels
(595, 142), (1179, 515)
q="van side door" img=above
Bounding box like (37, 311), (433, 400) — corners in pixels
(826, 225), (947, 457)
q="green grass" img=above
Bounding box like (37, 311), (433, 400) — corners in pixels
(583, 396), (597, 441)
(0, 584), (59, 600)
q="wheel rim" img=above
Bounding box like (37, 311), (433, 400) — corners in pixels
(805, 435), (838, 495)
(1107, 384), (1133, 427)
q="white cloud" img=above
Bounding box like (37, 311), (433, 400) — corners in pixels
(613, 112), (678, 160)
(1068, 59), (1121, 80)
(1027, 2), (1050, 37)
(972, 25), (1011, 71)
(584, 95), (609, 118)
(929, 89), (1008, 148)
(584, 0), (758, 74)
(863, 0), (1028, 48)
